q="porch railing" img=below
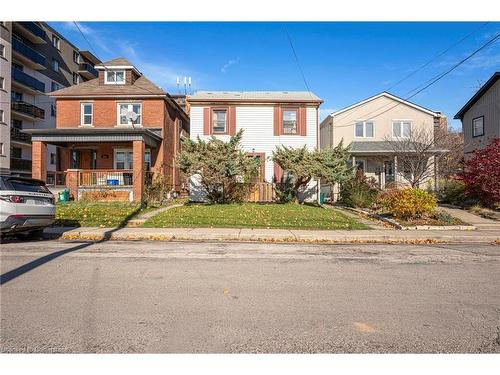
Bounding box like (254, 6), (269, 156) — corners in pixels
(46, 171), (67, 187)
(79, 170), (133, 187)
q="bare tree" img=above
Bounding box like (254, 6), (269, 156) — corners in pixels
(434, 126), (464, 178)
(383, 126), (455, 189)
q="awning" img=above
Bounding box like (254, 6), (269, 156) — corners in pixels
(24, 127), (163, 147)
(350, 141), (448, 155)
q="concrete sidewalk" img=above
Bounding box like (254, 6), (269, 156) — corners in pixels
(44, 226), (500, 244)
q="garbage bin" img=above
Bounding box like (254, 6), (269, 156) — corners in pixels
(58, 188), (69, 203)
(319, 192), (325, 205)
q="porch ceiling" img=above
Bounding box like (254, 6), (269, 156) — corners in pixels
(24, 127), (162, 148)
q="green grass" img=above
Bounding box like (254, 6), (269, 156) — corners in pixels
(54, 202), (143, 227)
(143, 203), (368, 230)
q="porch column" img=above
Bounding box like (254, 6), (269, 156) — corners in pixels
(66, 169), (81, 201)
(133, 140), (145, 202)
(32, 141), (47, 182)
(393, 155), (398, 188)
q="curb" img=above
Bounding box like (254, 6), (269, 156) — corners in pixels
(56, 230), (500, 245)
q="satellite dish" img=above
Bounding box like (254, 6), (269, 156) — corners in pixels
(126, 111), (138, 122)
(120, 107), (128, 116)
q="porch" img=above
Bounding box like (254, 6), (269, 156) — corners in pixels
(25, 128), (166, 202)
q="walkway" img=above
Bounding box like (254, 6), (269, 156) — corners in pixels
(439, 205), (500, 230)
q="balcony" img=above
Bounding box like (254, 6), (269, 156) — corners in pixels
(12, 101), (45, 120)
(12, 22), (46, 44)
(10, 127), (32, 145)
(11, 68), (45, 94)
(78, 62), (98, 79)
(12, 38), (46, 70)
(10, 157), (32, 172)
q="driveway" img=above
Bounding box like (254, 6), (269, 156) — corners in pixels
(1, 240), (499, 353)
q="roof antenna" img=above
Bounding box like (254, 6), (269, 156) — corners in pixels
(188, 76), (192, 95)
(176, 77), (180, 94)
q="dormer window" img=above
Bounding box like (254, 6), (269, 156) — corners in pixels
(105, 70), (125, 84)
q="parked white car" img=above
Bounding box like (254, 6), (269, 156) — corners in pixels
(0, 176), (56, 239)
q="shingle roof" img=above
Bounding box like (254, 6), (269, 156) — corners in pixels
(95, 57), (135, 68)
(350, 141), (447, 154)
(48, 75), (166, 97)
(189, 91), (323, 103)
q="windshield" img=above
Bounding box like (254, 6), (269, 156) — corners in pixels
(0, 178), (51, 193)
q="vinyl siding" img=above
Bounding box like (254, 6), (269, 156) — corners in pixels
(462, 79), (500, 155)
(190, 105), (318, 182)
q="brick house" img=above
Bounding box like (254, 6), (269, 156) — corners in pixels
(26, 57), (189, 201)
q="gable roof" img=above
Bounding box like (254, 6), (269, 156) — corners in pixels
(189, 91), (323, 103)
(95, 57), (135, 68)
(330, 92), (438, 118)
(48, 75), (167, 97)
(454, 72), (500, 120)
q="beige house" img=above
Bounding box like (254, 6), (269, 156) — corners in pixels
(320, 92), (444, 198)
(454, 72), (500, 157)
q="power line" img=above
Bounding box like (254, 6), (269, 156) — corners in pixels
(331, 31), (500, 129)
(329, 23), (493, 126)
(387, 22), (490, 91)
(282, 24), (313, 97)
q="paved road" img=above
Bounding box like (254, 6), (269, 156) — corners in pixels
(1, 239), (499, 353)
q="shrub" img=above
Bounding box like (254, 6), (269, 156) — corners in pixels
(274, 176), (296, 203)
(460, 138), (500, 206)
(436, 179), (467, 205)
(339, 170), (379, 208)
(376, 188), (437, 220)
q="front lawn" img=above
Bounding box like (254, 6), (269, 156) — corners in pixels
(54, 202), (143, 227)
(143, 203), (368, 230)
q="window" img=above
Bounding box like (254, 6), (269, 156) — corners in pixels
(0, 143), (3, 156)
(355, 121), (374, 137)
(11, 91), (22, 102)
(114, 149), (151, 170)
(0, 77), (4, 91)
(73, 72), (80, 84)
(52, 34), (60, 50)
(211, 109), (227, 133)
(71, 150), (80, 168)
(73, 51), (79, 64)
(118, 103), (142, 126)
(0, 44), (4, 58)
(105, 70), (125, 84)
(50, 153), (56, 165)
(51, 81), (61, 92)
(11, 147), (22, 158)
(472, 116), (484, 137)
(81, 103), (93, 125)
(51, 104), (56, 117)
(282, 109), (298, 134)
(0, 109), (4, 123)
(392, 120), (412, 138)
(52, 59), (59, 71)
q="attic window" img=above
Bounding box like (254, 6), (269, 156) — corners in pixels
(105, 70), (125, 84)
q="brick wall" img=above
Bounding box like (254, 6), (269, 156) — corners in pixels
(56, 99), (165, 128)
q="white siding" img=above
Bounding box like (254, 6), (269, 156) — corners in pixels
(189, 105), (319, 201)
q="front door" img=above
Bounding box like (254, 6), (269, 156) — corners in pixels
(384, 161), (395, 186)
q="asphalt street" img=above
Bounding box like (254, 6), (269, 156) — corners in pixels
(1, 239), (499, 353)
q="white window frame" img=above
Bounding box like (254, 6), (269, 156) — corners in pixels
(211, 108), (227, 133)
(113, 148), (151, 170)
(354, 120), (375, 138)
(472, 116), (484, 137)
(282, 108), (299, 135)
(52, 34), (60, 50)
(392, 120), (412, 138)
(117, 103), (142, 127)
(80, 103), (93, 126)
(105, 70), (126, 85)
(73, 51), (79, 64)
(73, 72), (80, 84)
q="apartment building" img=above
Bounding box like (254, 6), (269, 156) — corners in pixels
(0, 21), (100, 178)
(0, 22), (12, 175)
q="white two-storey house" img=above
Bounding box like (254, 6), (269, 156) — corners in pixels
(187, 91), (323, 202)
